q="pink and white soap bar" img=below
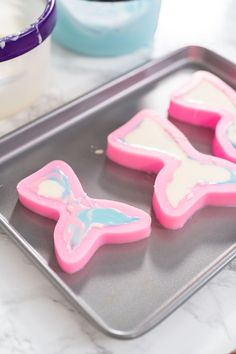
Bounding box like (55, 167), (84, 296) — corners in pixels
(17, 161), (151, 274)
(169, 71), (236, 163)
(107, 110), (236, 229)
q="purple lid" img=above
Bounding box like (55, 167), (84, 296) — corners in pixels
(0, 0), (56, 62)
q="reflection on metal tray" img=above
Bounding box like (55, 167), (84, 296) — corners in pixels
(0, 46), (235, 339)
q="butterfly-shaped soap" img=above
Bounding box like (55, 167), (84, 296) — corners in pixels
(107, 110), (236, 229)
(17, 161), (151, 273)
(169, 71), (236, 163)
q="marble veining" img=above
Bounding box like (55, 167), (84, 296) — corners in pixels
(0, 0), (236, 352)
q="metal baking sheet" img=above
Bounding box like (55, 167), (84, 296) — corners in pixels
(0, 46), (236, 339)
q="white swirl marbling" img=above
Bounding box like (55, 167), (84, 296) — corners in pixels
(0, 0), (236, 353)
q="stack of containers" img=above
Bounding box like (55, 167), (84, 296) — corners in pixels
(0, 0), (161, 119)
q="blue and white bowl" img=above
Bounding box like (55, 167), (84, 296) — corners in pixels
(54, 0), (162, 57)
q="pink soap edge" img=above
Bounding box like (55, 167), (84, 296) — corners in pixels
(168, 70), (236, 163)
(17, 160), (152, 273)
(107, 109), (236, 229)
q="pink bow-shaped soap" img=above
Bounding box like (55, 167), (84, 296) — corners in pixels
(169, 71), (236, 163)
(17, 161), (151, 273)
(107, 110), (236, 229)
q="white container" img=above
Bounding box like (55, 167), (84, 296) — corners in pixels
(0, 0), (56, 119)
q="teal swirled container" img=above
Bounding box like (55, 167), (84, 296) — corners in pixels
(53, 0), (162, 56)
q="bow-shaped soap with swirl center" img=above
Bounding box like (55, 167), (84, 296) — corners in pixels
(17, 161), (151, 273)
(169, 71), (236, 163)
(107, 110), (236, 229)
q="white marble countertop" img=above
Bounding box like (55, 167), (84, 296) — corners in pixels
(1, 1), (236, 353)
